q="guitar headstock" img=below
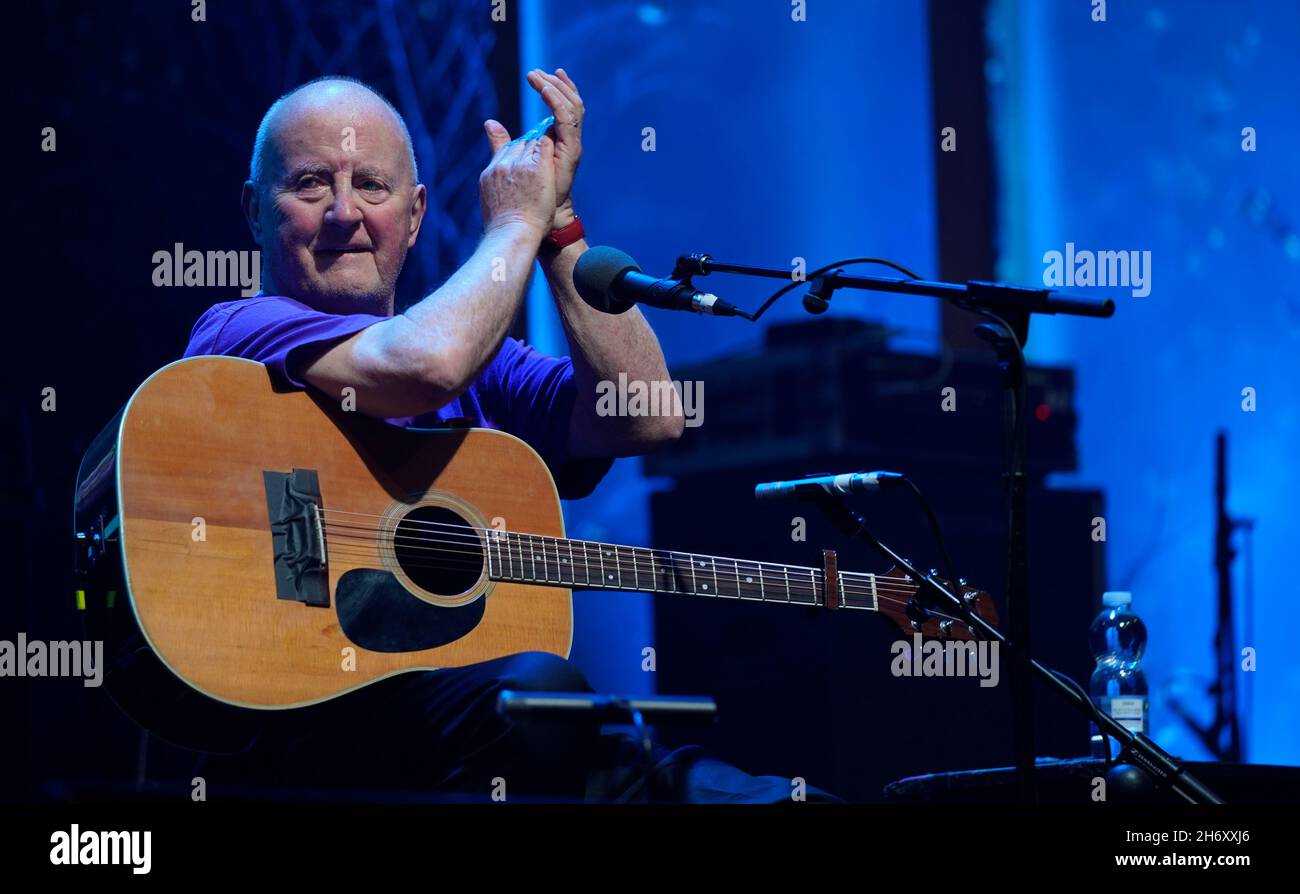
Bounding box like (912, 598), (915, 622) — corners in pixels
(873, 565), (999, 642)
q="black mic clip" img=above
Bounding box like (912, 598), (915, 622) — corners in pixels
(668, 254), (709, 303)
(671, 253), (713, 280)
(803, 268), (843, 315)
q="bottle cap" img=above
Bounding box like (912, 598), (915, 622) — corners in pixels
(1102, 590), (1132, 607)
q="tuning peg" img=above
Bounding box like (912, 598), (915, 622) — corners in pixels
(929, 568), (939, 578)
(958, 578), (968, 586)
(938, 620), (955, 637)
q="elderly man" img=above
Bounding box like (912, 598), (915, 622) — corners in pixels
(180, 72), (837, 803)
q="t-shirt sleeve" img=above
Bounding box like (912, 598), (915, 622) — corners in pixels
(484, 338), (614, 500)
(183, 297), (385, 391)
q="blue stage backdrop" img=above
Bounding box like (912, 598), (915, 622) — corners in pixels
(988, 0), (1298, 764)
(520, 0), (940, 697)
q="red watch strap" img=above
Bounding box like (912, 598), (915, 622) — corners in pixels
(541, 216), (585, 254)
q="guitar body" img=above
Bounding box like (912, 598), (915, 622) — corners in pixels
(76, 356), (572, 746)
(75, 357), (998, 753)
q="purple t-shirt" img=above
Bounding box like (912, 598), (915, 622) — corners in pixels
(182, 295), (612, 499)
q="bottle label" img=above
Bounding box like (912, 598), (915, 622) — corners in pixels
(1108, 696), (1146, 732)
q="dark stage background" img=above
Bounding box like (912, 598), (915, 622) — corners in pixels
(4, 0), (1296, 803)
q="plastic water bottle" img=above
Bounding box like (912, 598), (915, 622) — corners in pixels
(1088, 591), (1148, 759)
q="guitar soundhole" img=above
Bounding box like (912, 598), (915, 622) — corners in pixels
(394, 505), (483, 597)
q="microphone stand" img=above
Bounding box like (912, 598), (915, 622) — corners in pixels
(806, 492), (1222, 804)
(1167, 431), (1249, 761)
(672, 253), (1127, 803)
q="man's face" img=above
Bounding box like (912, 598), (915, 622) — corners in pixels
(244, 88), (425, 315)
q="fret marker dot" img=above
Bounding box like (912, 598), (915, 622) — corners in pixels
(607, 573), (614, 580)
(702, 584), (709, 590)
(746, 576), (753, 583)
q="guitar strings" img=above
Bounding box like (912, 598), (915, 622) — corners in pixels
(322, 552), (974, 627)
(315, 540), (956, 618)
(310, 530), (977, 623)
(315, 508), (941, 599)
(316, 503), (885, 595)
(321, 535), (935, 602)
(317, 523), (931, 603)
(318, 524), (924, 598)
(319, 508), (905, 589)
(314, 509), (983, 620)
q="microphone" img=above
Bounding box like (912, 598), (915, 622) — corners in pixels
(573, 246), (744, 316)
(754, 471), (906, 502)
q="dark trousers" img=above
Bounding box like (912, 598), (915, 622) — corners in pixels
(186, 652), (843, 803)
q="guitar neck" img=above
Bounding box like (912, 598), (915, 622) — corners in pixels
(485, 530), (883, 611)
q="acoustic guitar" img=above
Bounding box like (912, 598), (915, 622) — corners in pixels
(74, 356), (996, 751)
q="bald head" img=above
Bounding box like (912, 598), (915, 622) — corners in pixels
(241, 75), (428, 315)
(250, 76), (419, 193)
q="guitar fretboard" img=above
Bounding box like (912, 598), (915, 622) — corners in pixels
(485, 530), (882, 611)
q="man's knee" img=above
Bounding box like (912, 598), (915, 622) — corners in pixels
(498, 651), (593, 694)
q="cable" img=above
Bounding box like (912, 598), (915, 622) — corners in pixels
(1049, 666), (1120, 768)
(899, 476), (959, 592)
(749, 256), (923, 322)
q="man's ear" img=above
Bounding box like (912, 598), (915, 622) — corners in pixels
(241, 180), (263, 245)
(407, 183), (427, 248)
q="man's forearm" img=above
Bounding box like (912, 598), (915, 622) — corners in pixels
(540, 236), (684, 456)
(394, 221), (543, 392)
